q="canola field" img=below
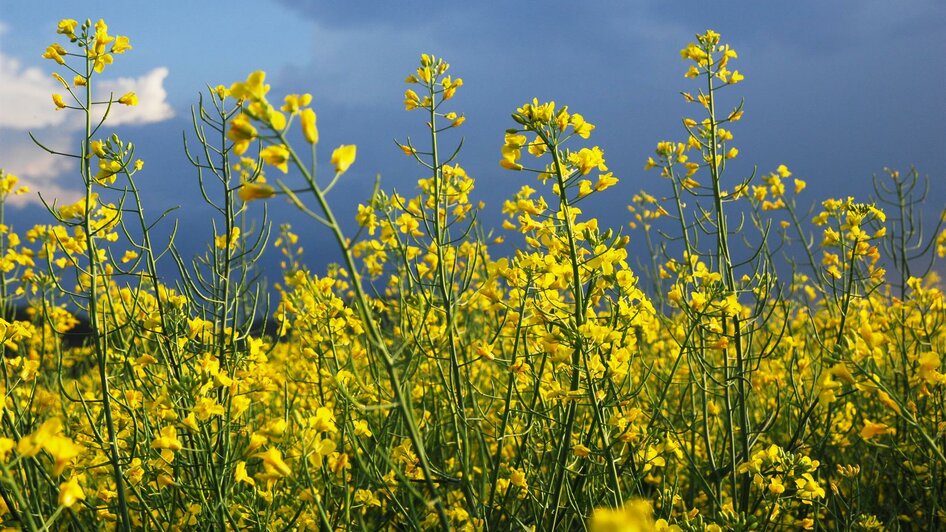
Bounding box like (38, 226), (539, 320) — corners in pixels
(1, 19), (945, 531)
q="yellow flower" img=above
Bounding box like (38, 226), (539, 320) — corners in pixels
(0, 438), (15, 461)
(331, 145), (357, 175)
(570, 113), (595, 138)
(247, 433), (267, 453)
(52, 93), (67, 109)
(794, 473), (826, 503)
(213, 84), (230, 100)
(301, 108), (319, 144)
(234, 461), (255, 486)
(312, 407), (337, 433)
(215, 227), (241, 251)
(355, 204), (378, 234)
(441, 75), (463, 100)
(52, 72), (68, 88)
(395, 213), (420, 235)
(528, 136), (547, 157)
(93, 19), (114, 53)
(255, 447), (291, 479)
(918, 352), (944, 385)
(281, 93), (312, 114)
(568, 147), (608, 176)
(239, 182), (276, 202)
(260, 144), (290, 173)
(58, 476), (85, 508)
(93, 53), (114, 73)
(258, 105), (287, 130)
(354, 489), (382, 511)
(501, 133), (526, 170)
(404, 89), (421, 110)
(44, 435), (83, 476)
(595, 172), (619, 192)
(227, 114), (257, 156)
(42, 44), (67, 64)
(232, 396), (252, 418)
(860, 420), (894, 440)
(111, 35), (132, 54)
(578, 179), (593, 198)
(794, 178), (807, 195)
(230, 71), (270, 103)
(17, 418), (62, 458)
(262, 418), (287, 440)
(94, 159), (122, 185)
(90, 139), (106, 157)
(193, 397), (225, 421)
(309, 438), (337, 468)
(510, 468), (527, 490)
(151, 426), (183, 451)
(182, 413), (200, 432)
(56, 19), (79, 39)
(353, 420), (373, 438)
(588, 499), (657, 532)
(680, 44), (708, 63)
(118, 91), (138, 106)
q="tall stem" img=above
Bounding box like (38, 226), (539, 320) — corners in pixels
(428, 87), (477, 516)
(706, 61), (750, 512)
(546, 140), (622, 528)
(280, 137), (451, 529)
(81, 50), (131, 531)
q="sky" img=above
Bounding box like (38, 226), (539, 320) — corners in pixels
(1, 1), (944, 283)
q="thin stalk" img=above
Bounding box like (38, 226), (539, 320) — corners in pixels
(278, 133), (450, 529)
(80, 49), (132, 531)
(545, 140), (622, 527)
(428, 91), (477, 517)
(705, 58), (750, 512)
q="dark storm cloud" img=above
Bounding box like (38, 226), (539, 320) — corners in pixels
(6, 1), (944, 279)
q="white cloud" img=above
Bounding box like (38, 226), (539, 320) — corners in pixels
(97, 67), (174, 126)
(0, 54), (68, 129)
(0, 51), (174, 206)
(0, 54), (175, 130)
(0, 133), (81, 207)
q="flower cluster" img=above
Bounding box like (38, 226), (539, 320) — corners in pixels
(0, 23), (943, 531)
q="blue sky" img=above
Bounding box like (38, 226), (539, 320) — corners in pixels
(1, 1), (944, 279)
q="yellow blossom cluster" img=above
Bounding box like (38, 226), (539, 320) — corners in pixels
(0, 24), (943, 531)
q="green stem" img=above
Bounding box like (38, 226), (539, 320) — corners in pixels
(81, 49), (132, 532)
(428, 88), (477, 517)
(544, 139), (622, 527)
(705, 56), (750, 512)
(278, 132), (450, 529)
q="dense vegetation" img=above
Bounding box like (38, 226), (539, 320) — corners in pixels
(1, 20), (944, 530)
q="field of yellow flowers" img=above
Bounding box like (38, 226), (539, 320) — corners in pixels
(1, 19), (945, 531)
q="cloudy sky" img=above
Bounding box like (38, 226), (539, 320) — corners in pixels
(1, 1), (944, 279)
